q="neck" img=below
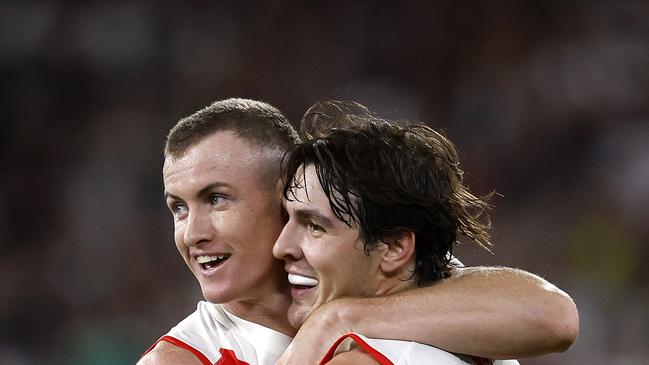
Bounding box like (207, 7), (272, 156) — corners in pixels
(374, 264), (419, 296)
(375, 277), (418, 297)
(224, 288), (297, 337)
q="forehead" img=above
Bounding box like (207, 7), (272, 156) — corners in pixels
(284, 165), (347, 226)
(286, 165), (363, 241)
(163, 131), (274, 189)
(286, 165), (326, 204)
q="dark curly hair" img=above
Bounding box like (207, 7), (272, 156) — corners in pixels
(282, 101), (493, 285)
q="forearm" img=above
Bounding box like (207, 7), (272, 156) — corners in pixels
(331, 266), (579, 358)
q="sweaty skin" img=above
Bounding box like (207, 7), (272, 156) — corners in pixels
(273, 165), (578, 364)
(275, 267), (578, 364)
(141, 131), (578, 365)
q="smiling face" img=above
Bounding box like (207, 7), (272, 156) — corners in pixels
(272, 164), (384, 327)
(163, 131), (287, 305)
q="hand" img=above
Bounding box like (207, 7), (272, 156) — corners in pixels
(275, 300), (350, 365)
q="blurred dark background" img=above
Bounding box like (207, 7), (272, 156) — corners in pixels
(1, 1), (648, 364)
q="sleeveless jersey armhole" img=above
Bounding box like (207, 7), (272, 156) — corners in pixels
(319, 333), (394, 365)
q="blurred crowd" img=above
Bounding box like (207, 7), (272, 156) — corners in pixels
(1, 1), (647, 364)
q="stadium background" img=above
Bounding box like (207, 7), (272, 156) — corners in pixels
(1, 1), (647, 364)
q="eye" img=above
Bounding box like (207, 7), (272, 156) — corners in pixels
(170, 202), (188, 220)
(211, 194), (221, 205)
(308, 222), (326, 234)
(210, 194), (228, 206)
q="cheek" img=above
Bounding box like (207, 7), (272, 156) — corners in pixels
(305, 246), (339, 276)
(173, 223), (187, 251)
(229, 214), (283, 258)
(248, 211), (285, 241)
(323, 249), (370, 290)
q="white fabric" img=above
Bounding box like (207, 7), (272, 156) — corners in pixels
(332, 333), (519, 365)
(165, 301), (292, 364)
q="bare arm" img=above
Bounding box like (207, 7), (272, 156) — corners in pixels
(275, 266), (579, 364)
(137, 342), (203, 365)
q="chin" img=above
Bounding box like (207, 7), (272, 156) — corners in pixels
(201, 287), (232, 304)
(288, 305), (310, 328)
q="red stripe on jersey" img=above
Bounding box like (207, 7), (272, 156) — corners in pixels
(143, 335), (213, 365)
(216, 348), (250, 365)
(319, 333), (394, 365)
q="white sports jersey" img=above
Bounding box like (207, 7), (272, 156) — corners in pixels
(144, 301), (292, 365)
(320, 333), (520, 365)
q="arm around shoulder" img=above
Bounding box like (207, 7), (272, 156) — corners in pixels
(452, 266), (580, 354)
(331, 266), (579, 358)
(278, 265), (579, 361)
(502, 267), (579, 353)
(137, 341), (204, 365)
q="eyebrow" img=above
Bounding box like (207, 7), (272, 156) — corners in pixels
(164, 182), (233, 200)
(294, 208), (337, 228)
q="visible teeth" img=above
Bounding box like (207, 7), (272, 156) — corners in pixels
(197, 255), (227, 264)
(288, 273), (319, 287)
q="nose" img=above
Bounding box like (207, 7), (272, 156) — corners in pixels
(273, 221), (302, 261)
(183, 209), (214, 247)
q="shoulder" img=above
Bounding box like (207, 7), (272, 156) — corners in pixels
(401, 341), (475, 364)
(365, 337), (474, 364)
(168, 302), (231, 348)
(137, 341), (204, 365)
(326, 349), (379, 365)
(177, 301), (216, 326)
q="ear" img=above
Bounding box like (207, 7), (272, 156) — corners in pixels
(379, 229), (416, 277)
